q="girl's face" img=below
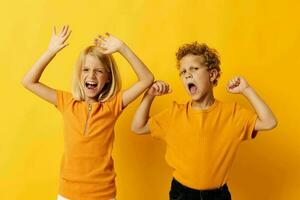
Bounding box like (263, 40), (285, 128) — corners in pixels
(179, 54), (213, 101)
(80, 54), (110, 102)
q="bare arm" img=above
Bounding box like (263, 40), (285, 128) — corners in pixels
(227, 76), (277, 131)
(21, 25), (71, 105)
(131, 81), (172, 134)
(95, 33), (154, 108)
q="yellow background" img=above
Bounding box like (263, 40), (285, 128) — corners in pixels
(1, 0), (300, 199)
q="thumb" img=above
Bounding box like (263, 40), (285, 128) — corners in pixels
(58, 43), (69, 51)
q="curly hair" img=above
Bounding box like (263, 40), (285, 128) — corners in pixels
(176, 42), (221, 85)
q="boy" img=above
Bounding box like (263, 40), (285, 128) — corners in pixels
(131, 42), (277, 200)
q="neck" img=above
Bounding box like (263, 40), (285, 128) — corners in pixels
(85, 97), (98, 104)
(191, 91), (215, 110)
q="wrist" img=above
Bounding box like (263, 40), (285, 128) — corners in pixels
(241, 86), (254, 96)
(144, 92), (156, 101)
(46, 48), (58, 56)
(118, 43), (129, 54)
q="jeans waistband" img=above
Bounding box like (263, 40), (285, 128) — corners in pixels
(171, 178), (229, 194)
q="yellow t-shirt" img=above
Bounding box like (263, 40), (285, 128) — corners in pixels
(149, 99), (257, 190)
(56, 90), (123, 200)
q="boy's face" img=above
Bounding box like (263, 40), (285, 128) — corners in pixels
(80, 54), (110, 102)
(179, 54), (213, 101)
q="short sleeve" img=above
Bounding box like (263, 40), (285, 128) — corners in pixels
(233, 103), (258, 141)
(55, 90), (73, 113)
(148, 102), (175, 140)
(106, 90), (124, 116)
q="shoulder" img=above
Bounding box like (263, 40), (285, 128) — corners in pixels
(216, 100), (239, 111)
(170, 101), (188, 112)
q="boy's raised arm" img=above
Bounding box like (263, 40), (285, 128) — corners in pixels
(131, 81), (172, 134)
(227, 76), (277, 131)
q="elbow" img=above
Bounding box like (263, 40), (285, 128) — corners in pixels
(263, 118), (278, 130)
(269, 118), (278, 129)
(131, 124), (146, 135)
(21, 79), (29, 88)
(145, 73), (155, 87)
(143, 72), (155, 86)
(130, 125), (141, 134)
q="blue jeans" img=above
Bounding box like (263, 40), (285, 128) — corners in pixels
(169, 178), (231, 200)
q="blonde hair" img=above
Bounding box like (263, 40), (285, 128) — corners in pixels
(72, 46), (121, 102)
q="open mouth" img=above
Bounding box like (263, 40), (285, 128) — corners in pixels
(85, 81), (98, 90)
(187, 83), (197, 94)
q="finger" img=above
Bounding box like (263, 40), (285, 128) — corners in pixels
(160, 82), (166, 94)
(60, 25), (66, 36)
(62, 25), (69, 37)
(96, 47), (107, 54)
(52, 26), (57, 35)
(58, 43), (69, 51)
(94, 38), (99, 46)
(106, 32), (114, 38)
(100, 48), (111, 54)
(98, 34), (107, 41)
(164, 84), (169, 93)
(166, 84), (172, 93)
(234, 77), (240, 84)
(228, 80), (234, 89)
(153, 83), (160, 93)
(156, 82), (164, 93)
(100, 42), (108, 49)
(94, 38), (104, 47)
(226, 85), (231, 92)
(62, 30), (72, 43)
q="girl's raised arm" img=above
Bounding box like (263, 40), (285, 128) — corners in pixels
(21, 25), (71, 105)
(95, 33), (154, 108)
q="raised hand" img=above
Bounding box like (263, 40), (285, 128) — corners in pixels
(48, 25), (71, 54)
(94, 33), (125, 54)
(227, 76), (250, 94)
(147, 81), (172, 97)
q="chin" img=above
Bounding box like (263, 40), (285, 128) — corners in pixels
(190, 93), (205, 101)
(84, 90), (101, 99)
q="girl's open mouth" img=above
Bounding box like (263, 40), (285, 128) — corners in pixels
(85, 81), (98, 90)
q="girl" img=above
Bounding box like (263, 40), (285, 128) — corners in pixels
(22, 25), (154, 200)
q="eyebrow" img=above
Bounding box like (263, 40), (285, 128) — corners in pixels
(180, 65), (202, 70)
(82, 66), (106, 70)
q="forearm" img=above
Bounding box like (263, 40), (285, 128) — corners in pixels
(131, 93), (155, 134)
(242, 86), (277, 129)
(22, 50), (56, 86)
(119, 44), (154, 83)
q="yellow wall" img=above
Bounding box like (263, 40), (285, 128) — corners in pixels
(1, 0), (300, 199)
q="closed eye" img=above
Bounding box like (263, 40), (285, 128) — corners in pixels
(179, 70), (186, 76)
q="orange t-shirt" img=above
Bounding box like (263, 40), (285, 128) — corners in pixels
(149, 100), (257, 190)
(55, 90), (123, 200)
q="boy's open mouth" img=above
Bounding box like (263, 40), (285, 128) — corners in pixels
(85, 81), (98, 90)
(187, 83), (197, 94)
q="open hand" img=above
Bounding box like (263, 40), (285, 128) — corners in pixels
(94, 33), (125, 54)
(48, 25), (71, 54)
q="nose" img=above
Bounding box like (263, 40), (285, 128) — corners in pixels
(184, 71), (192, 79)
(88, 70), (96, 77)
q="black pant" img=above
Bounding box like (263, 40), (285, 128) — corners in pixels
(169, 178), (231, 200)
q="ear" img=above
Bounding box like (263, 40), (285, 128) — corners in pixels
(209, 69), (218, 83)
